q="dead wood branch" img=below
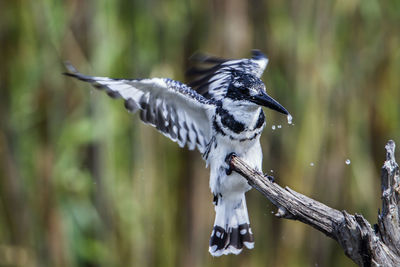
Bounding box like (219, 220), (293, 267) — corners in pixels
(229, 140), (400, 266)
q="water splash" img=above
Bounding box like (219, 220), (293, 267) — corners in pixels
(287, 114), (293, 125)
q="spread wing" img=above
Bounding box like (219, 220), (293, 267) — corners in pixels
(187, 50), (269, 100)
(64, 64), (216, 153)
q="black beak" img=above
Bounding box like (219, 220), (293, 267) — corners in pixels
(251, 92), (289, 115)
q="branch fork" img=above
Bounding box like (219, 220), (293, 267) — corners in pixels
(229, 140), (400, 266)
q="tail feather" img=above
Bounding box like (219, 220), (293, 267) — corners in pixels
(209, 194), (254, 256)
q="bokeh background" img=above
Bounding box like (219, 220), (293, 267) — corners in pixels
(1, 0), (399, 266)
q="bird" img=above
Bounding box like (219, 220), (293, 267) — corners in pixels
(64, 50), (290, 256)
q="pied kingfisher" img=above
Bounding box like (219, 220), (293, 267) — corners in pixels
(65, 50), (290, 256)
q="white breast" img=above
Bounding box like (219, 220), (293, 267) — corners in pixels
(207, 134), (263, 195)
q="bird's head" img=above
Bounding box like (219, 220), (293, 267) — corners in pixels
(225, 71), (289, 115)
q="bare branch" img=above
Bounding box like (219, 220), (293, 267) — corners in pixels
(229, 140), (400, 266)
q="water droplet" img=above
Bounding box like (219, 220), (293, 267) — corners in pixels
(287, 114), (293, 125)
(277, 125), (282, 129)
(345, 159), (351, 165)
(310, 162), (314, 167)
(272, 125), (276, 130)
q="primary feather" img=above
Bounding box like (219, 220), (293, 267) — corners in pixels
(64, 63), (216, 153)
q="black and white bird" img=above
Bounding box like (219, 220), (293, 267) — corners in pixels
(64, 50), (291, 256)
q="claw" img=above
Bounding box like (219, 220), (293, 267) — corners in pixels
(225, 152), (237, 175)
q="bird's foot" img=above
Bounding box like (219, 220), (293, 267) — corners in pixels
(225, 152), (237, 175)
(264, 174), (275, 183)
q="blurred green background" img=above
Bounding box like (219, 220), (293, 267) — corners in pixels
(1, 0), (399, 266)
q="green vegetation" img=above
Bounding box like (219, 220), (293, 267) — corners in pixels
(0, 0), (399, 266)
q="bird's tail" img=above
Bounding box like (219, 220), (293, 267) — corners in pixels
(209, 194), (254, 256)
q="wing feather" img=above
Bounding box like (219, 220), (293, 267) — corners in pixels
(65, 64), (216, 153)
(187, 50), (269, 100)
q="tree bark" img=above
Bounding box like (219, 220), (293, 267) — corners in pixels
(228, 140), (400, 266)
